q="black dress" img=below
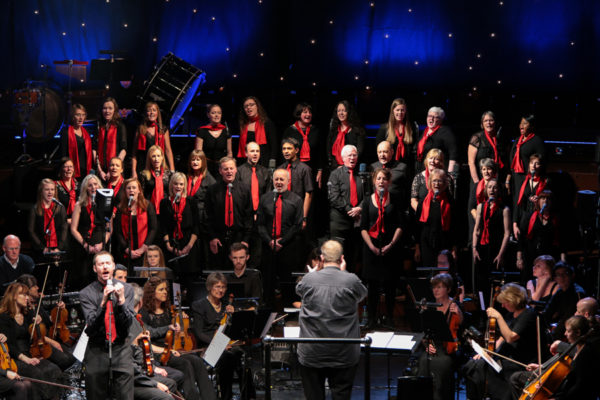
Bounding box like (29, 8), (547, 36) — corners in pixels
(113, 203), (158, 263)
(416, 194), (454, 268)
(196, 128), (231, 176)
(160, 197), (200, 278)
(27, 204), (68, 257)
(73, 200), (106, 286)
(508, 134), (546, 208)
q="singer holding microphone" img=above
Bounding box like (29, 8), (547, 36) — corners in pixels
(113, 178), (157, 264)
(71, 174), (109, 286)
(360, 168), (403, 328)
(159, 173), (198, 282)
(27, 179), (68, 260)
(79, 251), (135, 400)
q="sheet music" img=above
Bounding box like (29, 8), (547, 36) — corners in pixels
(469, 339), (502, 373)
(73, 327), (89, 362)
(363, 331), (417, 350)
(202, 331), (230, 367)
(283, 326), (300, 338)
(260, 312), (278, 338)
(365, 331), (394, 348)
(387, 334), (416, 350)
(283, 307), (300, 313)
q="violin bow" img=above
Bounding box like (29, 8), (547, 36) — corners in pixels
(30, 265), (50, 341)
(18, 375), (84, 391)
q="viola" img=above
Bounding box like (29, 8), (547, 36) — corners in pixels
(136, 314), (154, 376)
(171, 292), (195, 352)
(49, 271), (72, 345)
(485, 288), (497, 352)
(443, 300), (461, 354)
(0, 341), (17, 372)
(159, 329), (174, 366)
(28, 265), (52, 359)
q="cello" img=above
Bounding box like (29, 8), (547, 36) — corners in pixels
(49, 271), (72, 345)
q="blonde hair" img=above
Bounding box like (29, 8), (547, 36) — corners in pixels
(423, 148), (445, 170)
(35, 178), (56, 215)
(77, 174), (103, 206)
(496, 283), (527, 310)
(168, 172), (188, 198)
(385, 98), (414, 145)
(143, 145), (167, 173)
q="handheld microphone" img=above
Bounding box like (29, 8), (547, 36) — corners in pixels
(106, 279), (116, 304)
(128, 196), (134, 207)
(51, 198), (64, 207)
(273, 189), (278, 203)
(91, 193), (96, 207)
(359, 163), (366, 173)
(327, 181), (332, 197)
(174, 192), (181, 204)
(227, 183), (233, 196)
(378, 188), (384, 201)
(433, 190), (439, 201)
(541, 203), (547, 214)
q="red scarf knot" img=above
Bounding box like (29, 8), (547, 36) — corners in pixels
(332, 125), (349, 166)
(368, 191), (389, 238)
(419, 190), (451, 231)
(295, 122), (312, 162)
(416, 125), (441, 161)
(237, 117), (267, 158)
(511, 133), (535, 173)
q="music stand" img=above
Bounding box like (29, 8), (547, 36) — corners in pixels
(411, 309), (453, 380)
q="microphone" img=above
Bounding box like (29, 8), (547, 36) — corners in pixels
(488, 196), (495, 203)
(433, 190), (439, 201)
(273, 189), (278, 203)
(327, 181), (332, 197)
(227, 183), (233, 196)
(540, 203), (547, 214)
(268, 159), (276, 174)
(174, 192), (181, 204)
(106, 279), (116, 304)
(378, 188), (384, 202)
(51, 198), (64, 207)
(418, 297), (442, 309)
(531, 167), (536, 177)
(91, 193), (96, 207)
(127, 195), (134, 207)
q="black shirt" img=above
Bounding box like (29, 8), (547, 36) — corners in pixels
(278, 159), (314, 200)
(415, 125), (457, 173)
(93, 121), (128, 171)
(236, 162), (271, 211)
(326, 125), (365, 169)
(509, 135), (546, 175)
(196, 127), (231, 163)
(257, 190), (303, 245)
(328, 166), (365, 229)
(159, 197), (198, 249)
(27, 204), (68, 252)
(369, 160), (409, 211)
(190, 297), (224, 347)
(282, 124), (323, 171)
(227, 269), (263, 300)
(205, 181), (252, 243)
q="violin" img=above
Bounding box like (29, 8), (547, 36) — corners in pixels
(443, 299), (461, 354)
(0, 340), (17, 372)
(484, 287), (497, 352)
(159, 329), (173, 366)
(28, 266), (52, 359)
(49, 271), (72, 345)
(171, 292), (195, 352)
(135, 314), (154, 376)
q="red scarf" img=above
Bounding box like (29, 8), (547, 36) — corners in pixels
(105, 299), (116, 343)
(517, 174), (546, 206)
(225, 188), (234, 227)
(286, 163), (292, 191)
(107, 176), (124, 195)
(68, 126), (92, 178)
(475, 179), (487, 205)
(187, 175), (203, 197)
(332, 125), (349, 166)
(368, 191), (388, 238)
(171, 196), (187, 241)
(419, 190), (451, 231)
(98, 123), (118, 170)
(43, 204), (58, 248)
(274, 194), (282, 239)
(237, 116), (266, 158)
(137, 123), (165, 151)
(57, 179), (76, 215)
(484, 130), (503, 169)
(199, 123), (226, 131)
(480, 199), (500, 245)
(417, 125), (441, 161)
(121, 207), (148, 250)
(394, 126), (405, 160)
(295, 122), (311, 161)
(85, 200), (95, 239)
(151, 169), (164, 215)
(251, 167), (259, 211)
(511, 133), (535, 173)
(349, 169), (358, 207)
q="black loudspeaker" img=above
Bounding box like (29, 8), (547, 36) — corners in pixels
(576, 190), (598, 228)
(397, 376), (433, 400)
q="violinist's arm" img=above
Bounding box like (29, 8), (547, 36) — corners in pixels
(487, 307), (519, 343)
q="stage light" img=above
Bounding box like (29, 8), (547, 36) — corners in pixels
(448, 33), (453, 38)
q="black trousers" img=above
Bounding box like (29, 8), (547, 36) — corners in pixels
(15, 359), (61, 400)
(134, 375), (178, 400)
(0, 374), (34, 400)
(463, 358), (523, 400)
(84, 343), (134, 400)
(417, 349), (455, 400)
(167, 353), (216, 400)
(299, 363), (358, 400)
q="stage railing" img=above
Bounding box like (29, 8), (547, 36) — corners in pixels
(262, 336), (373, 400)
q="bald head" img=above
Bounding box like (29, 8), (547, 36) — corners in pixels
(2, 235), (21, 264)
(377, 141), (394, 165)
(320, 240), (343, 264)
(576, 297), (599, 320)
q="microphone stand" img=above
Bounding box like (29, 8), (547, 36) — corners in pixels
(107, 291), (115, 400)
(271, 191), (278, 307)
(127, 205), (133, 275)
(43, 202), (59, 251)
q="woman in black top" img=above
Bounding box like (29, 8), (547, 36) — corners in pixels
(195, 104), (232, 177)
(375, 98), (417, 176)
(326, 100), (365, 170)
(411, 148), (453, 212)
(60, 104), (92, 180)
(0, 283), (63, 400)
(525, 255), (559, 306)
(191, 273), (253, 400)
(113, 178), (157, 264)
(512, 154), (550, 241)
(140, 277), (216, 400)
(105, 157), (125, 218)
(236, 96), (277, 167)
(467, 111), (506, 188)
(282, 102), (323, 187)
(27, 179), (68, 259)
(415, 107), (457, 175)
(360, 168), (403, 327)
(160, 172), (198, 280)
(139, 145), (172, 218)
(93, 97), (127, 182)
(55, 157), (79, 224)
(132, 102), (175, 178)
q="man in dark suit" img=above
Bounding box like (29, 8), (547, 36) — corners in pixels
(0, 235), (34, 294)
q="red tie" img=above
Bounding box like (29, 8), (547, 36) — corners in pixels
(275, 194), (282, 239)
(225, 189), (234, 227)
(105, 300), (116, 343)
(286, 163), (292, 191)
(349, 169), (358, 207)
(251, 167), (259, 211)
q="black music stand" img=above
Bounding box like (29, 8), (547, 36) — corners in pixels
(411, 309), (453, 380)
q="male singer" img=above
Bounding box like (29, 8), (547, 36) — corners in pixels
(278, 137), (314, 229)
(205, 157), (252, 268)
(80, 251), (136, 400)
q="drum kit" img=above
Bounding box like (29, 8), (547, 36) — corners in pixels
(11, 52), (205, 161)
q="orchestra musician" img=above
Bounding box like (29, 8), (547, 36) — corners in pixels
(0, 235), (34, 294)
(132, 102), (175, 178)
(525, 255), (559, 305)
(0, 333), (32, 400)
(54, 158), (79, 224)
(417, 273), (463, 400)
(190, 272), (254, 400)
(94, 97), (127, 182)
(226, 242), (263, 302)
(140, 245), (169, 279)
(27, 179), (68, 259)
(60, 104), (92, 180)
(79, 251), (136, 400)
(140, 277), (216, 400)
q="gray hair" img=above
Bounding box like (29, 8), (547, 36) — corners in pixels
(428, 107), (445, 120)
(3, 235), (20, 247)
(341, 144), (358, 158)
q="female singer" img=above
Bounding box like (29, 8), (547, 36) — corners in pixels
(139, 145), (172, 217)
(159, 173), (198, 281)
(140, 277), (216, 400)
(416, 168), (454, 268)
(411, 148), (453, 212)
(141, 245), (169, 279)
(187, 150), (216, 267)
(191, 272), (254, 400)
(0, 283), (63, 400)
(94, 97), (127, 182)
(415, 107), (457, 175)
(472, 179), (511, 297)
(236, 96), (277, 167)
(512, 154), (549, 240)
(417, 273), (463, 400)
(326, 100), (365, 170)
(360, 168), (403, 327)
(70, 174), (108, 285)
(375, 98), (417, 175)
(517, 190), (566, 274)
(506, 115), (545, 202)
(132, 102), (175, 178)
(113, 178), (157, 264)
(55, 157), (79, 224)
(60, 104), (92, 179)
(195, 104), (232, 177)
(282, 102), (323, 187)
(465, 283), (542, 400)
(526, 255), (559, 305)
(467, 111), (505, 187)
(105, 157), (125, 217)
(27, 179), (68, 258)
(468, 158), (498, 221)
